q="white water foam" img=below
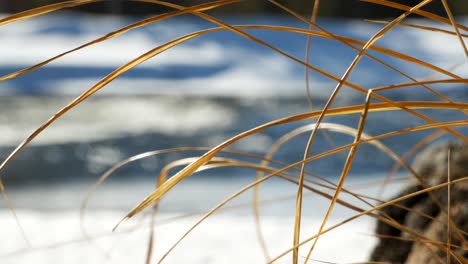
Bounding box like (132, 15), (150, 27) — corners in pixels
(0, 96), (236, 146)
(1, 177), (403, 264)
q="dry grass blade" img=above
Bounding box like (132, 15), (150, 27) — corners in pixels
(361, 0), (468, 31)
(0, 0), (240, 82)
(372, 233), (466, 250)
(2, 1), (467, 261)
(371, 78), (468, 92)
(293, 1), (322, 261)
(267, 1), (465, 139)
(8, 2), (464, 185)
(257, 122), (412, 263)
(0, 0), (103, 26)
(2, 1), (465, 231)
(2, 24), (461, 88)
(302, 1), (433, 261)
(366, 19), (468, 38)
(117, 103), (467, 226)
(269, 176), (468, 263)
(255, 121), (439, 224)
(0, 30), (211, 179)
(157, 151), (467, 263)
(304, 0), (321, 109)
(268, 0), (462, 80)
(155, 159), (371, 263)
(440, 0), (468, 57)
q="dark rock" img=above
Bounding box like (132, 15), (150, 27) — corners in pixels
(369, 141), (468, 263)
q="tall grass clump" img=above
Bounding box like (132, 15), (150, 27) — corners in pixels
(0, 0), (467, 263)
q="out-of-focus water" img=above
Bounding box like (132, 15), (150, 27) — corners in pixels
(0, 176), (405, 263)
(1, 13), (466, 263)
(0, 14), (466, 186)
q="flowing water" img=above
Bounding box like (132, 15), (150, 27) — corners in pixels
(0, 13), (466, 263)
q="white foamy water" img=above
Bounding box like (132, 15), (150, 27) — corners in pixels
(0, 177), (405, 264)
(0, 96), (236, 146)
(0, 210), (377, 264)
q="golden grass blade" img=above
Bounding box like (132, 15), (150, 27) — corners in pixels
(268, 2), (462, 255)
(2, 24), (461, 90)
(104, 122), (468, 260)
(2, 1), (461, 111)
(301, 1), (433, 261)
(366, 19), (468, 38)
(0, 0), (240, 82)
(81, 122), (449, 259)
(3, 8), (463, 211)
(81, 146), (299, 220)
(372, 233), (466, 250)
(292, 3), (323, 261)
(145, 219), (155, 264)
(81, 147), (248, 232)
(118, 103), (467, 225)
(144, 156), (235, 264)
(304, 0), (321, 109)
(303, 90), (372, 261)
(12, 190), (364, 260)
(257, 122), (402, 263)
(1, 22), (461, 99)
(1, 28), (221, 178)
(268, 0), (466, 140)
(269, 176), (468, 263)
(1, 0), (463, 187)
(7, 2), (464, 183)
(440, 0), (468, 57)
(0, 0), (103, 26)
(255, 121), (432, 228)
(361, 0), (468, 32)
(155, 161), (366, 263)
(82, 146), (327, 232)
(268, 0), (462, 80)
(372, 78), (468, 92)
(157, 152), (467, 263)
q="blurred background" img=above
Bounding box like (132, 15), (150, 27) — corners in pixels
(2, 0), (468, 17)
(0, 0), (466, 187)
(0, 1), (467, 263)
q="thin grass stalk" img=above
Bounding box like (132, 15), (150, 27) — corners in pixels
(440, 0), (468, 57)
(268, 0), (457, 107)
(293, 0), (322, 261)
(372, 233), (466, 250)
(269, 176), (468, 263)
(366, 19), (468, 38)
(7, 1), (464, 188)
(304, 89), (373, 262)
(0, 0), (104, 26)
(121, 119), (468, 261)
(361, 0), (468, 31)
(0, 0), (241, 82)
(299, 1), (434, 261)
(118, 102), (467, 223)
(155, 157), (467, 263)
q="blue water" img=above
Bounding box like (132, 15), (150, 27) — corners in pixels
(0, 14), (466, 185)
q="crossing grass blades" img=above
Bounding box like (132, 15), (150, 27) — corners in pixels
(0, 0), (467, 263)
